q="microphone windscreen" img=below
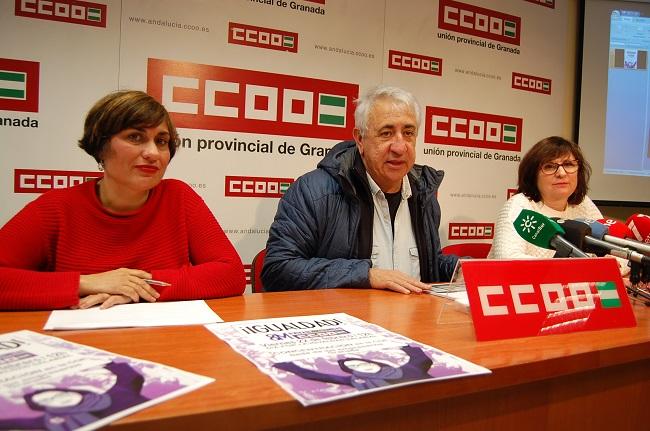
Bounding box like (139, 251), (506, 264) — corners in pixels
(513, 209), (565, 249)
(585, 220), (608, 240)
(555, 219), (591, 251)
(626, 214), (650, 243)
(597, 218), (633, 239)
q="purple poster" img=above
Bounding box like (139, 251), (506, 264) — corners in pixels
(0, 330), (213, 430)
(206, 313), (490, 405)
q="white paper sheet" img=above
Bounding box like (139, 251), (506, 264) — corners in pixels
(441, 291), (470, 307)
(44, 300), (223, 330)
(428, 282), (470, 307)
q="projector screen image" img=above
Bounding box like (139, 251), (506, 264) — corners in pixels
(579, 0), (650, 203)
(605, 10), (650, 176)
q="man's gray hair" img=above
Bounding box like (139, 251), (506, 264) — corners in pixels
(354, 85), (422, 137)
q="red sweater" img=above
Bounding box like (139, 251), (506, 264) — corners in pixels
(0, 179), (245, 310)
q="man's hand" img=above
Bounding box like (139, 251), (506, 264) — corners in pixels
(78, 268), (160, 303)
(368, 268), (432, 294)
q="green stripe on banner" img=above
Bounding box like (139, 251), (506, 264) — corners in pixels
(283, 36), (294, 48)
(502, 124), (517, 143)
(319, 94), (346, 127)
(504, 21), (516, 37)
(0, 88), (25, 99)
(280, 183), (290, 193)
(543, 82), (550, 91)
(88, 8), (101, 21)
(0, 71), (25, 82)
(596, 281), (617, 291)
(320, 95), (345, 107)
(319, 114), (345, 126)
(600, 298), (622, 308)
(596, 282), (621, 308)
(431, 62), (439, 72)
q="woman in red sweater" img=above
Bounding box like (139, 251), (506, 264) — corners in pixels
(0, 90), (245, 310)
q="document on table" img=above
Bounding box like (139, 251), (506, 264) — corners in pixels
(427, 282), (470, 307)
(206, 313), (490, 406)
(44, 300), (223, 330)
(0, 330), (214, 430)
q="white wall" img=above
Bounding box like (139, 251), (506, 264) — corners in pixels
(0, 0), (578, 289)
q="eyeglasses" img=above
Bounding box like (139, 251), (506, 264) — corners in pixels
(540, 160), (580, 175)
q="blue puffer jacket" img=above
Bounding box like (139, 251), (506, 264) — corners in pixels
(261, 140), (458, 291)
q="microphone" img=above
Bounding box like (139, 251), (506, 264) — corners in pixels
(590, 218), (650, 256)
(555, 219), (606, 257)
(598, 218), (650, 286)
(556, 219), (650, 265)
(626, 214), (650, 244)
(513, 209), (588, 258)
(597, 218), (633, 238)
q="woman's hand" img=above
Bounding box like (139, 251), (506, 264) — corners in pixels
(75, 293), (133, 309)
(78, 268), (160, 303)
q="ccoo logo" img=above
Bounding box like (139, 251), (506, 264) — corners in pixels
(228, 22), (298, 53)
(478, 281), (621, 318)
(425, 106), (522, 152)
(147, 58), (357, 140)
(512, 72), (551, 95)
(388, 49), (442, 77)
(225, 176), (294, 198)
(438, 0), (521, 46)
(449, 222), (494, 240)
(15, 0), (107, 28)
(14, 169), (102, 193)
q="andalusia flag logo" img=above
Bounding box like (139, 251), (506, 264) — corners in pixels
(504, 20), (517, 38)
(0, 58), (39, 112)
(595, 281), (621, 308)
(0, 70), (27, 100)
(87, 7), (102, 22)
(318, 94), (347, 127)
(502, 124), (518, 144)
(283, 35), (295, 49)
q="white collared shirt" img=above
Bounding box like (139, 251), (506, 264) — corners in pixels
(367, 174), (420, 278)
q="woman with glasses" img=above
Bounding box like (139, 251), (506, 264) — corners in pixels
(0, 90), (245, 310)
(489, 136), (602, 259)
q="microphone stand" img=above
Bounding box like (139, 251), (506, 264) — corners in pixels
(551, 240), (583, 258)
(627, 261), (650, 306)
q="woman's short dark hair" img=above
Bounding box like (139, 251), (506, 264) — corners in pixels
(78, 90), (178, 163)
(517, 136), (592, 205)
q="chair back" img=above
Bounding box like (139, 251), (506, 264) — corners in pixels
(250, 249), (267, 293)
(441, 242), (491, 258)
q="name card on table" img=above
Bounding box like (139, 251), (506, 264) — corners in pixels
(461, 258), (636, 341)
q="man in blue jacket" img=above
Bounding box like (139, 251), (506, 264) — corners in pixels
(262, 85), (458, 293)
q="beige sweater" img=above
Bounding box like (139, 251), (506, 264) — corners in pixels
(488, 193), (603, 259)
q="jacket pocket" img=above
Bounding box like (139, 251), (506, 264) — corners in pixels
(409, 247), (420, 277)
